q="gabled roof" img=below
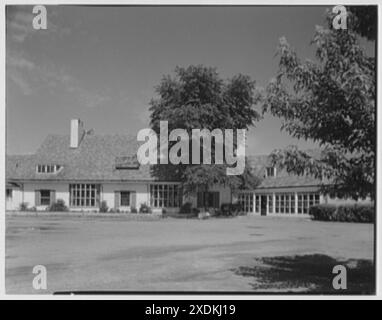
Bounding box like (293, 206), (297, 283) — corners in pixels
(6, 133), (324, 188)
(7, 134), (153, 181)
(246, 153), (323, 189)
(6, 154), (36, 180)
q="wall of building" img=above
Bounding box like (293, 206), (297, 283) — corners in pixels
(185, 184), (232, 209)
(102, 182), (149, 212)
(6, 187), (23, 210)
(23, 182), (70, 211)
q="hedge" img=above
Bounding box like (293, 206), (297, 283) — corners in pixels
(309, 204), (374, 223)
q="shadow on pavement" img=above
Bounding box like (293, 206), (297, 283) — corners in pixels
(232, 254), (375, 294)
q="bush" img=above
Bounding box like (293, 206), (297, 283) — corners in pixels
(139, 203), (152, 214)
(99, 200), (108, 213)
(179, 202), (193, 214)
(19, 202), (29, 211)
(309, 204), (374, 223)
(48, 199), (68, 212)
(220, 202), (242, 216)
(130, 207), (138, 213)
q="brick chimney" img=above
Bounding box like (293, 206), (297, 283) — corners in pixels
(70, 119), (85, 148)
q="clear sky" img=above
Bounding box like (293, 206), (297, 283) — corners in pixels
(6, 5), (374, 155)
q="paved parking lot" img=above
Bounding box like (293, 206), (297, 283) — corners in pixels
(5, 214), (375, 294)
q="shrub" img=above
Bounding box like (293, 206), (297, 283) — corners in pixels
(220, 202), (242, 216)
(48, 199), (68, 212)
(19, 202), (29, 211)
(309, 204), (374, 223)
(192, 207), (200, 215)
(179, 202), (193, 214)
(130, 207), (138, 213)
(139, 203), (152, 214)
(99, 200), (108, 213)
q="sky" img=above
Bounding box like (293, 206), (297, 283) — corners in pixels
(6, 5), (375, 156)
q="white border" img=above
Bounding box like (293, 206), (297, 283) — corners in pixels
(1, 0), (380, 300)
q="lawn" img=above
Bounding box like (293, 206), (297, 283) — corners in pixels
(5, 214), (375, 294)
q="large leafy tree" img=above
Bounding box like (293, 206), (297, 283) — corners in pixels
(149, 65), (262, 198)
(263, 6), (376, 200)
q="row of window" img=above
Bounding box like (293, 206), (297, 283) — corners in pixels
(69, 184), (99, 207)
(36, 164), (62, 174)
(29, 184), (182, 208)
(238, 192), (320, 214)
(150, 184), (182, 208)
(238, 193), (254, 213)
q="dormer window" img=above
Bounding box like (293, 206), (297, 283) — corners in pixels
(266, 167), (276, 178)
(115, 156), (140, 170)
(36, 164), (63, 174)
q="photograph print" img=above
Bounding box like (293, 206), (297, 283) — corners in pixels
(5, 4), (377, 295)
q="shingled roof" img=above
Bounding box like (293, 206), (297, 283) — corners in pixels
(6, 133), (323, 188)
(246, 154), (323, 189)
(6, 133), (153, 182)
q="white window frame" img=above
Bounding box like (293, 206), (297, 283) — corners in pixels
(238, 193), (254, 213)
(150, 184), (181, 208)
(69, 184), (99, 207)
(120, 191), (131, 207)
(36, 164), (63, 174)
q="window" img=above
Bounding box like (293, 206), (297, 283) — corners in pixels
(6, 189), (12, 199)
(238, 193), (253, 213)
(255, 195), (260, 213)
(197, 191), (219, 208)
(115, 156), (139, 169)
(298, 193), (320, 214)
(69, 184), (100, 207)
(268, 195), (273, 214)
(275, 193), (295, 214)
(150, 184), (182, 208)
(40, 190), (51, 206)
(37, 164), (62, 174)
(120, 191), (130, 206)
(266, 167), (276, 177)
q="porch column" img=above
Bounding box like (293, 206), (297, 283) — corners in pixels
(272, 192), (275, 215)
(294, 192), (298, 214)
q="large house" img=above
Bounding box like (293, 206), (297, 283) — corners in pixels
(6, 119), (358, 216)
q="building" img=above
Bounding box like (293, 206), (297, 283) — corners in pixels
(6, 119), (363, 215)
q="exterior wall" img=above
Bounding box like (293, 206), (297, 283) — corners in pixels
(102, 182), (149, 212)
(6, 187), (23, 210)
(235, 186), (322, 217)
(23, 182), (70, 211)
(7, 181), (373, 215)
(186, 184), (232, 209)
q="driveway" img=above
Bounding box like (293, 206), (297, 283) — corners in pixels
(5, 215), (375, 294)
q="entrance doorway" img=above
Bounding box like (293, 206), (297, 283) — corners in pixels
(260, 195), (267, 216)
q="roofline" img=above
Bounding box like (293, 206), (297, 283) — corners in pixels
(6, 178), (181, 183)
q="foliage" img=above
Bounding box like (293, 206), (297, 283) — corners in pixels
(48, 199), (68, 212)
(179, 202), (193, 214)
(149, 65), (262, 194)
(99, 200), (108, 213)
(220, 202), (242, 216)
(19, 202), (28, 211)
(348, 6), (377, 41)
(139, 203), (152, 214)
(309, 203), (374, 223)
(263, 7), (376, 200)
(130, 207), (138, 213)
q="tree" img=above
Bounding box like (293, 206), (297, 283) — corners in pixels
(149, 65), (262, 207)
(263, 6), (376, 200)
